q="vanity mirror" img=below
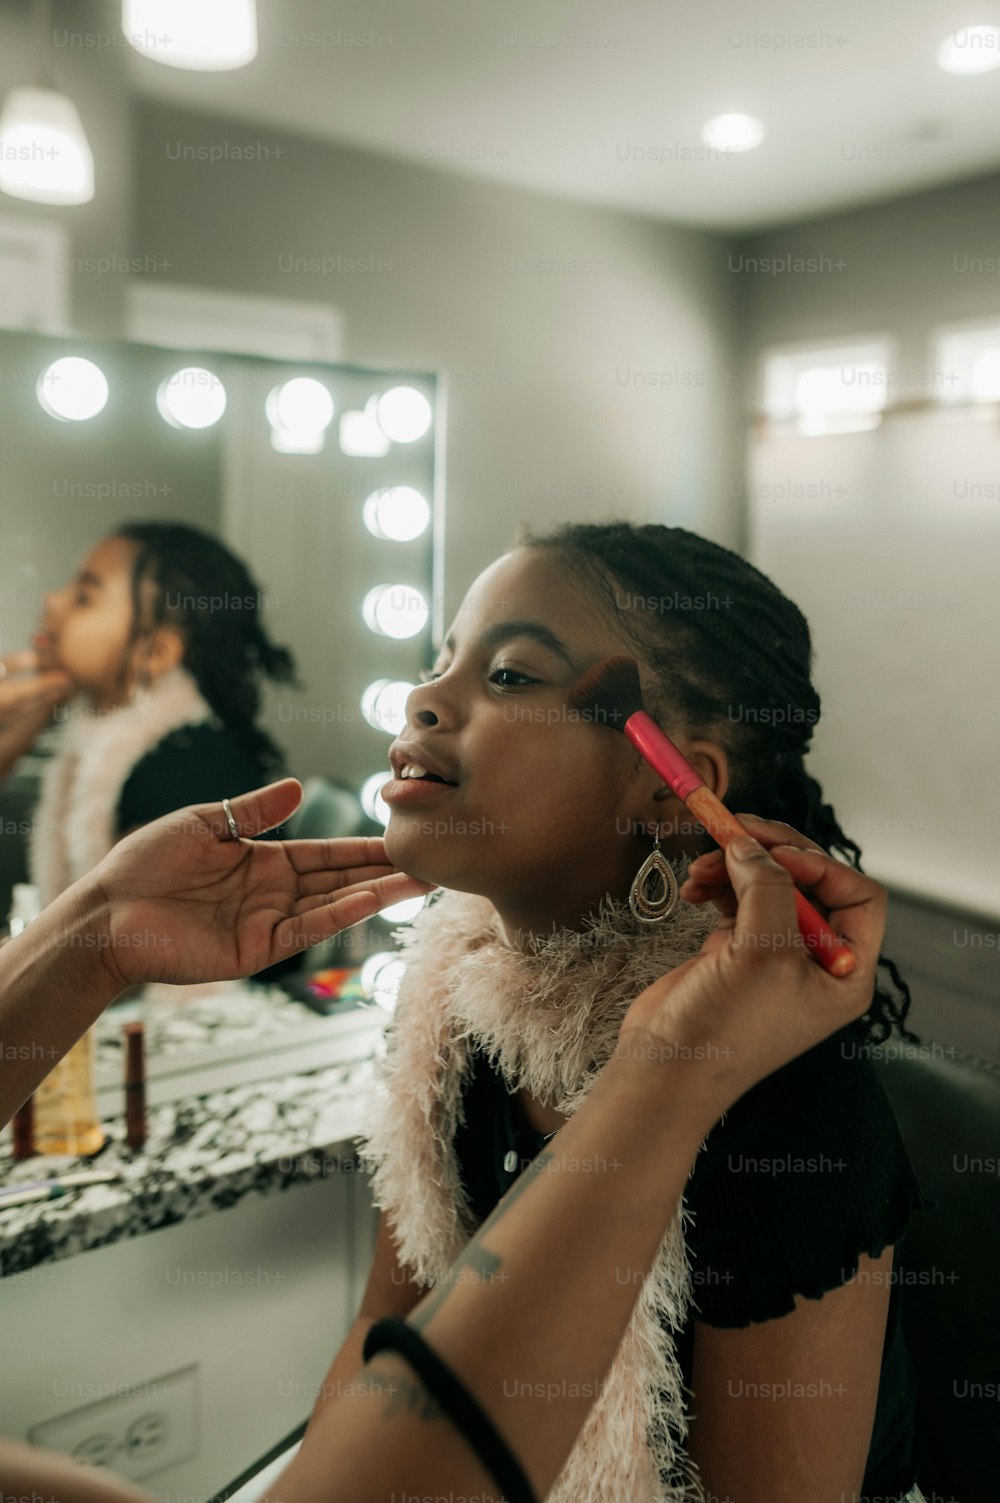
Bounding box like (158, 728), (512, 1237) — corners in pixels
(0, 326), (441, 1100)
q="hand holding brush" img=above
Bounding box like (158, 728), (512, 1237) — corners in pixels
(567, 654), (857, 977)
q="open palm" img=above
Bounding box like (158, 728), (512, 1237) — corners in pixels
(90, 779), (435, 989)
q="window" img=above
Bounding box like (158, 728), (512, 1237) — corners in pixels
(761, 337), (892, 435)
(934, 321), (1000, 405)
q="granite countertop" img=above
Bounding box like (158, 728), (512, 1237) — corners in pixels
(0, 1014), (383, 1279)
(93, 979), (357, 1070)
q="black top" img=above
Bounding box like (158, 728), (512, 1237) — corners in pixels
(115, 721), (277, 837)
(115, 721), (296, 981)
(453, 1023), (934, 1501)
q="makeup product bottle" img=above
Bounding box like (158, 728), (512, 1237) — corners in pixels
(32, 1029), (105, 1157)
(123, 1022), (146, 1150)
(11, 1095), (35, 1160)
(1, 881), (105, 1156)
(5, 886), (38, 1155)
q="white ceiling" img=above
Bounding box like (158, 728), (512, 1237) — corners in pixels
(128, 0), (1000, 232)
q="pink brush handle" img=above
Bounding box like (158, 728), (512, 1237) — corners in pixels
(626, 711), (856, 978)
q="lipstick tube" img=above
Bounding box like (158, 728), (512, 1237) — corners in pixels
(123, 1022), (146, 1151)
(11, 1095), (34, 1160)
(626, 709), (857, 978)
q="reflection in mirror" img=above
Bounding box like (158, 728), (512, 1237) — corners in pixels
(0, 327), (440, 1085)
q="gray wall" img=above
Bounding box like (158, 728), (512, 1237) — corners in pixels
(132, 98), (746, 612)
(0, 0), (748, 598)
(737, 165), (1000, 395)
(732, 167), (1000, 1035)
(0, 0), (132, 338)
(1, 3), (747, 697)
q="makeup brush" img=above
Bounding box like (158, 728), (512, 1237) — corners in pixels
(567, 654), (856, 978)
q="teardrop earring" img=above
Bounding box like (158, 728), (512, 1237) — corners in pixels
(628, 824), (679, 924)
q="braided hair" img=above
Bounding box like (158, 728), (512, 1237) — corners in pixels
(518, 519), (918, 1048)
(115, 521), (299, 778)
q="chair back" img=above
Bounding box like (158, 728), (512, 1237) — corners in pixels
(874, 1043), (1000, 1503)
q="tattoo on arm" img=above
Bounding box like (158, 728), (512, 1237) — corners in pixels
(410, 1148), (555, 1333)
(478, 1147), (555, 1240)
(364, 1359), (442, 1423)
(410, 1241), (503, 1331)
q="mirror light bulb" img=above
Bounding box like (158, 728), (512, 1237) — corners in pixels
(363, 487), (431, 542)
(157, 367), (227, 429)
(375, 386), (433, 443)
(37, 357), (109, 421)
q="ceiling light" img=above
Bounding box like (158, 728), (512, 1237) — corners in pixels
(0, 85), (94, 204)
(700, 113), (765, 153)
(937, 25), (1000, 74)
(123, 0), (258, 71)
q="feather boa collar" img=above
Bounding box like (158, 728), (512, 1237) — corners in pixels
(29, 666), (212, 909)
(357, 875), (722, 1502)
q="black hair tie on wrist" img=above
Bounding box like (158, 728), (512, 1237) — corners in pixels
(362, 1316), (538, 1503)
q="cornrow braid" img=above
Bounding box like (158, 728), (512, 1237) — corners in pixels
(116, 521), (300, 778)
(518, 520), (918, 1049)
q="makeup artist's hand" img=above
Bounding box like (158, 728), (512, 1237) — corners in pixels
(0, 648), (73, 782)
(618, 817), (887, 1125)
(0, 648), (72, 718)
(87, 778), (437, 990)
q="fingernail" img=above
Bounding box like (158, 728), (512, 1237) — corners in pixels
(731, 836), (763, 860)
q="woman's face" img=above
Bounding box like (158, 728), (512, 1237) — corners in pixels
(383, 547), (728, 936)
(38, 536), (142, 707)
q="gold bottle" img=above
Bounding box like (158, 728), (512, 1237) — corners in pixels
(32, 1027), (105, 1157)
(3, 884), (105, 1157)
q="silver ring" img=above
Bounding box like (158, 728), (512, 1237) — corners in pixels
(222, 797), (240, 841)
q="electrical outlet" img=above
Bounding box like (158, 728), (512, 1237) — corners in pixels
(28, 1364), (199, 1482)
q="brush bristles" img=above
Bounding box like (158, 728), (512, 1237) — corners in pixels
(566, 654), (645, 728)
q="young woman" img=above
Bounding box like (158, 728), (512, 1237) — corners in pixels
(317, 522), (930, 1503)
(27, 521), (297, 907)
(0, 781), (910, 1503)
